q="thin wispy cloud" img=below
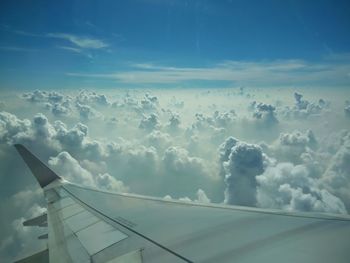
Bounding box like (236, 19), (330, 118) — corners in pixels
(1, 25), (109, 54)
(57, 46), (83, 54)
(0, 46), (39, 52)
(0, 24), (41, 37)
(57, 46), (93, 58)
(8, 29), (40, 37)
(324, 52), (350, 62)
(47, 33), (108, 49)
(67, 57), (350, 87)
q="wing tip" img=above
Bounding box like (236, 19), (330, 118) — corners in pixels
(14, 143), (23, 149)
(14, 144), (60, 188)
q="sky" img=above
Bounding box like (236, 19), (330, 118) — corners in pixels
(0, 0), (350, 89)
(1, 1), (350, 262)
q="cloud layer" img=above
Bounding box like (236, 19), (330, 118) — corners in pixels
(0, 87), (349, 261)
(68, 59), (350, 88)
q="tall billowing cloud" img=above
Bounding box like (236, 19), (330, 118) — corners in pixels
(220, 139), (267, 206)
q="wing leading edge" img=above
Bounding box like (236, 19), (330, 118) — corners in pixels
(15, 144), (350, 263)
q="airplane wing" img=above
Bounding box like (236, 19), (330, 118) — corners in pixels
(14, 144), (350, 263)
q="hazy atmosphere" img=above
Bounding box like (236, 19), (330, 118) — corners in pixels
(1, 1), (350, 262)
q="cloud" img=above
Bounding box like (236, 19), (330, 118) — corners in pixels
(57, 45), (84, 54)
(30, 113), (59, 149)
(222, 141), (267, 206)
(192, 113), (215, 130)
(191, 110), (236, 135)
(112, 93), (160, 117)
(56, 46), (93, 58)
(112, 93), (139, 109)
(0, 46), (39, 52)
(219, 135), (347, 214)
(161, 146), (215, 198)
(104, 141), (159, 191)
(47, 33), (108, 49)
(145, 130), (172, 151)
(321, 131), (350, 211)
(140, 93), (159, 112)
(2, 26), (108, 53)
(168, 96), (184, 109)
(0, 187), (46, 262)
(282, 92), (330, 119)
(67, 58), (350, 88)
(252, 102), (278, 126)
(0, 110), (106, 162)
(213, 110), (236, 128)
(45, 101), (72, 116)
(76, 103), (101, 120)
(1, 25), (41, 37)
(196, 189), (211, 203)
(22, 90), (64, 103)
(76, 90), (110, 106)
(218, 137), (239, 161)
(95, 173), (128, 192)
(257, 162), (347, 214)
(54, 121), (87, 148)
(1, 87), (350, 261)
(0, 112), (32, 144)
(21, 90), (110, 118)
(279, 130), (317, 148)
(165, 113), (182, 133)
(139, 113), (160, 131)
(162, 146), (207, 176)
(48, 152), (94, 186)
(268, 130), (318, 164)
(345, 105), (350, 118)
(162, 188), (211, 204)
(22, 90), (74, 117)
(48, 151), (127, 192)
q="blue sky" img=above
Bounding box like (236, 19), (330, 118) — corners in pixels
(0, 0), (350, 89)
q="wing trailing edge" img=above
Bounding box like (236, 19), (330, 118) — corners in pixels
(14, 249), (49, 263)
(14, 144), (61, 188)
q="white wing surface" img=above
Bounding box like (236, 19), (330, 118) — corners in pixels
(15, 144), (350, 263)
